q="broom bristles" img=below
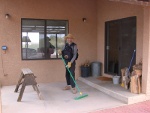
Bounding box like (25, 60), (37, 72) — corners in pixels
(74, 94), (88, 100)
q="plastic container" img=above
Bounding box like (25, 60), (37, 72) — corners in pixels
(81, 66), (90, 77)
(113, 76), (120, 84)
(91, 62), (101, 77)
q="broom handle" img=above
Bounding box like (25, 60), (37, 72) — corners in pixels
(126, 49), (136, 77)
(61, 56), (81, 93)
(128, 50), (136, 71)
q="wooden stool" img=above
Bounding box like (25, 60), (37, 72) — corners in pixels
(14, 68), (42, 102)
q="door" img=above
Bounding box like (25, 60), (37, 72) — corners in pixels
(105, 16), (136, 76)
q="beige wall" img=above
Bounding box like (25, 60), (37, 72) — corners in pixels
(97, 0), (144, 77)
(0, 0), (97, 85)
(142, 7), (150, 94)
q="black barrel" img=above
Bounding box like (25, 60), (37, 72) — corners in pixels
(81, 66), (90, 77)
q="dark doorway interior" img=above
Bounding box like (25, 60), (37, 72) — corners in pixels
(105, 16), (136, 76)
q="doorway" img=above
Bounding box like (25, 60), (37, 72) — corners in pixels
(105, 16), (136, 76)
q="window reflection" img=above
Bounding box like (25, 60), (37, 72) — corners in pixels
(21, 19), (68, 60)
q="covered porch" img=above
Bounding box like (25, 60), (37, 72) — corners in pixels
(0, 0), (150, 112)
(0, 76), (147, 113)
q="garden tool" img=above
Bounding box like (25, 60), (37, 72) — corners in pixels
(61, 56), (88, 100)
(124, 49), (136, 89)
(125, 49), (136, 77)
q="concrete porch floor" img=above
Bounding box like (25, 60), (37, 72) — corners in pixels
(79, 76), (147, 104)
(1, 76), (147, 113)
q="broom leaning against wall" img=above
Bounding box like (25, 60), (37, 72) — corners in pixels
(121, 50), (136, 89)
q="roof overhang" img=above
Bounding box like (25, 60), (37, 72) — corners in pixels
(109, 0), (150, 6)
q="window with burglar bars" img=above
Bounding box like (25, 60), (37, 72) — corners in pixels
(21, 19), (68, 60)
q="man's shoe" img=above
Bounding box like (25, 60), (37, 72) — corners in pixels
(72, 88), (77, 94)
(63, 86), (71, 90)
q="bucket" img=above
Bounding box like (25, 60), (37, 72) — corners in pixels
(113, 76), (120, 84)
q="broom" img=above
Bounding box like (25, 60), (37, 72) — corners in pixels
(125, 50), (136, 77)
(121, 49), (136, 88)
(61, 56), (88, 100)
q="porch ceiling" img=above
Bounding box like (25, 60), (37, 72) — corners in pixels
(109, 0), (150, 6)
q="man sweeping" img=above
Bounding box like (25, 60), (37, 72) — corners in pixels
(58, 34), (78, 94)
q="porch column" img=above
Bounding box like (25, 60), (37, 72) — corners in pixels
(142, 7), (150, 94)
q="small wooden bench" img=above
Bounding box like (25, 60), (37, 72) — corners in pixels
(14, 68), (42, 102)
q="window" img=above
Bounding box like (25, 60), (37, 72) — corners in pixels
(21, 19), (68, 60)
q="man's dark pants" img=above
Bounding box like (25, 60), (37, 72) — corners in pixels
(65, 61), (76, 88)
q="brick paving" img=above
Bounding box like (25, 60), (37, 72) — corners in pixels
(91, 100), (150, 113)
